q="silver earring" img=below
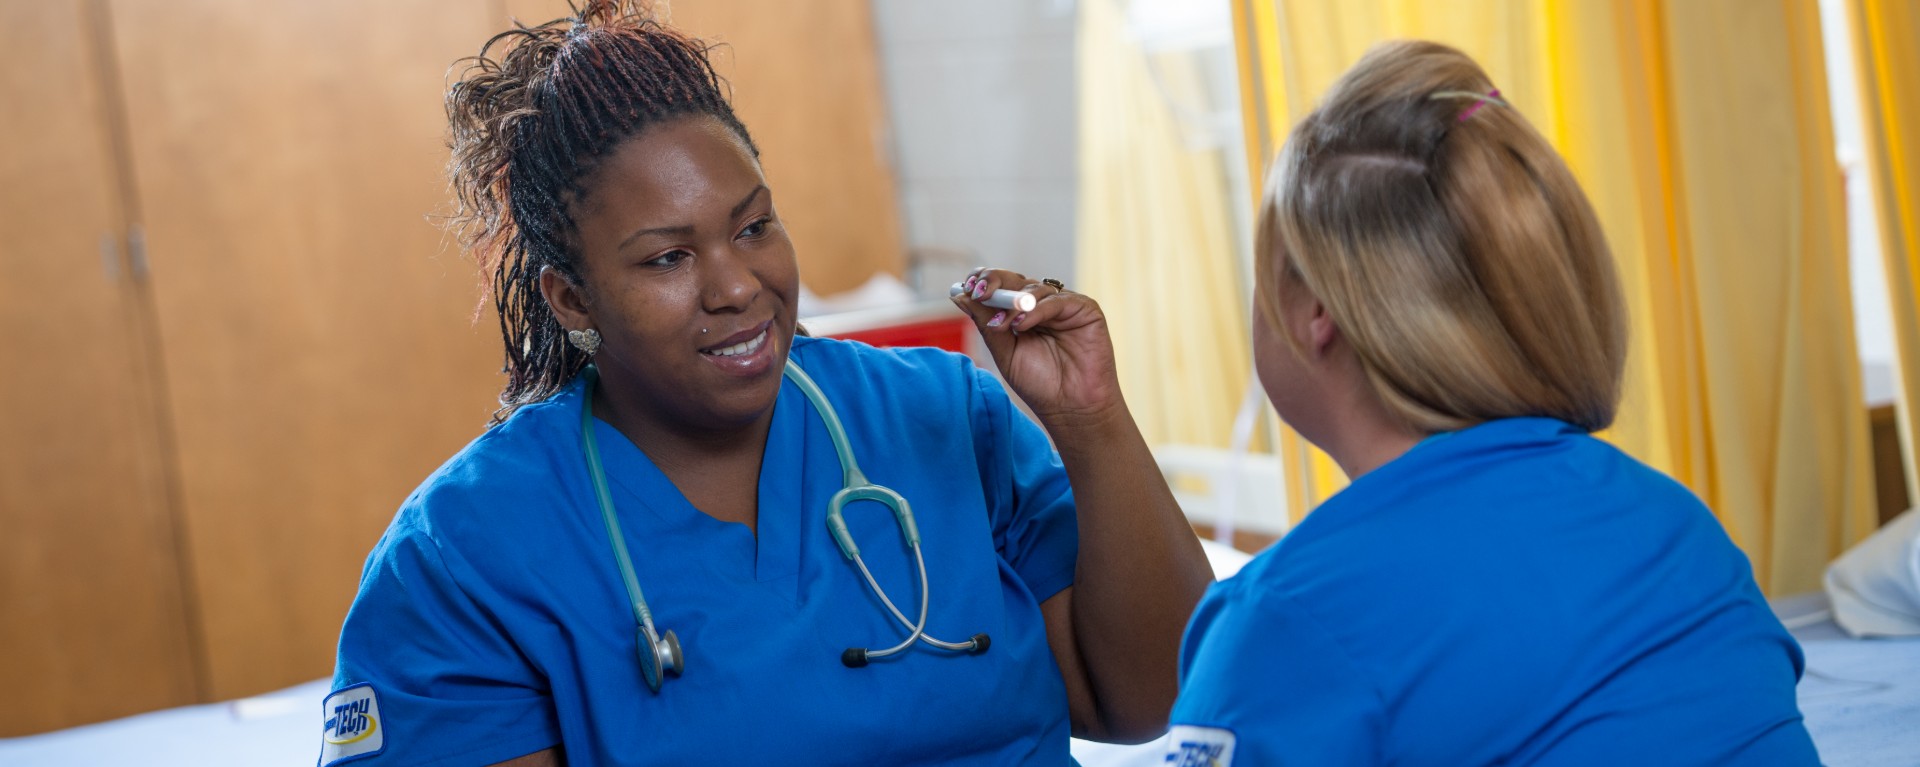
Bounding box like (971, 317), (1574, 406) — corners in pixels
(568, 328), (601, 355)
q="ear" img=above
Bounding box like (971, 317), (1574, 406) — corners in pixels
(538, 266), (593, 332)
(1304, 299), (1340, 358)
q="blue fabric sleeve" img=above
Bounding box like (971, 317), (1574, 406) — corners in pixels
(1174, 585), (1383, 766)
(327, 525), (561, 766)
(969, 366), (1079, 603)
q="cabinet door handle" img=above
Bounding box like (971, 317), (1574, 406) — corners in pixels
(128, 223), (148, 281)
(99, 232), (120, 282)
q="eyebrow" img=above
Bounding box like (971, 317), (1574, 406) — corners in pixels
(617, 185), (769, 252)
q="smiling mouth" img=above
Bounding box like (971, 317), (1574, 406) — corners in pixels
(701, 326), (770, 358)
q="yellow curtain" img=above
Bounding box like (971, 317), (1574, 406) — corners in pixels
(1231, 0), (1877, 594)
(1850, 0), (1920, 506)
(1075, 0), (1252, 450)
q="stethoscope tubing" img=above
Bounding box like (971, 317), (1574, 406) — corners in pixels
(580, 367), (666, 639)
(582, 359), (986, 688)
(854, 542), (977, 654)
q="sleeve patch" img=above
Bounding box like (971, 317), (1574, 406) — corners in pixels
(320, 683), (387, 765)
(1165, 724), (1237, 766)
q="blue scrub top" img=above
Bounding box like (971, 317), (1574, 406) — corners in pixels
(1168, 418), (1819, 766)
(325, 337), (1080, 766)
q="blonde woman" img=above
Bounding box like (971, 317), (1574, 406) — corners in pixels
(1164, 42), (1818, 765)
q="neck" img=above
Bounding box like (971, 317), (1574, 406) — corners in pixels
(586, 364), (773, 533)
(588, 365), (773, 470)
(1302, 351), (1425, 481)
(1321, 412), (1424, 480)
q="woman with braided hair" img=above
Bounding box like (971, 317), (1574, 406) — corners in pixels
(321, 3), (1210, 765)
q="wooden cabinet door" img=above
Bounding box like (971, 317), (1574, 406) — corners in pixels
(0, 0), (201, 735)
(1, 0), (911, 730)
(102, 0), (506, 700)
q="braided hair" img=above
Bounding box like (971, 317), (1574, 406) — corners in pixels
(445, 0), (758, 422)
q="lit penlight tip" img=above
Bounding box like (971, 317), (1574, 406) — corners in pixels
(950, 283), (1037, 313)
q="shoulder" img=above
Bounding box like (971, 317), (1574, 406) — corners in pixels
(1252, 417), (1741, 624)
(1248, 417), (1714, 600)
(1197, 545), (1330, 633)
(1187, 544), (1358, 657)
(380, 389), (582, 557)
(1180, 564), (1385, 716)
(1304, 418), (1708, 536)
(1438, 419), (1717, 537)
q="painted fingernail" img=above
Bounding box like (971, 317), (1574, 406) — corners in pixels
(1012, 312), (1027, 326)
(973, 283), (989, 300)
(987, 311), (1006, 328)
(964, 275), (978, 290)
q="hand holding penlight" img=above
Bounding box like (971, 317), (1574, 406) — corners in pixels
(950, 283), (1036, 313)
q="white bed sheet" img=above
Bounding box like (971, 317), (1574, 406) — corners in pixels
(0, 678), (330, 766)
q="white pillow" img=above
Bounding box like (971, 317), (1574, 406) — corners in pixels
(1825, 508), (1920, 637)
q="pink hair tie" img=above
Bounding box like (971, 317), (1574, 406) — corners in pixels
(1429, 88), (1508, 121)
(1458, 89), (1503, 121)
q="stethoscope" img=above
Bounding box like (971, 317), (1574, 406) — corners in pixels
(579, 361), (990, 693)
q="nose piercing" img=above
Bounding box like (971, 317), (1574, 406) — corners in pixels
(702, 328), (709, 334)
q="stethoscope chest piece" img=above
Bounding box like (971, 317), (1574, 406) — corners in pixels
(637, 624), (684, 693)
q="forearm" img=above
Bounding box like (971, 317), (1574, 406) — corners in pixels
(1042, 400), (1214, 741)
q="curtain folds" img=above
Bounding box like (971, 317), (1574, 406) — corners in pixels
(1075, 0), (1252, 451)
(1850, 0), (1920, 508)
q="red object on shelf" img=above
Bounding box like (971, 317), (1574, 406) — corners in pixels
(821, 316), (973, 353)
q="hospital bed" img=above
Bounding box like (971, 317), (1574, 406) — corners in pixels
(1, 537), (1912, 766)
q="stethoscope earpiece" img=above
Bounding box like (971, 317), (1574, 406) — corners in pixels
(843, 632), (990, 668)
(842, 633), (989, 668)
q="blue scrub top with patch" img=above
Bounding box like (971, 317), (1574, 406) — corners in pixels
(1167, 418), (1819, 767)
(325, 337), (1080, 766)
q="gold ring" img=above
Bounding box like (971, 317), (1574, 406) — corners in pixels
(1041, 278), (1066, 292)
